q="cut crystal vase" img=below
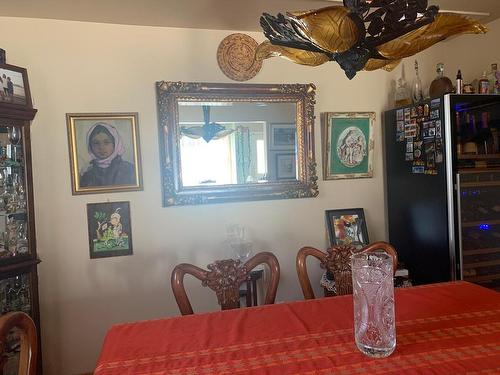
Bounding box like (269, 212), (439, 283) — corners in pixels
(352, 251), (396, 358)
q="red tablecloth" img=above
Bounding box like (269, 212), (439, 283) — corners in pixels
(94, 282), (500, 374)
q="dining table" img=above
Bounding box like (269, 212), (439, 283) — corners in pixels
(94, 281), (500, 374)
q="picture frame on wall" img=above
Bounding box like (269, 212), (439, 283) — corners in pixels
(67, 112), (143, 194)
(87, 201), (133, 259)
(0, 63), (32, 109)
(269, 123), (296, 150)
(325, 208), (369, 247)
(321, 112), (375, 180)
(275, 153), (297, 180)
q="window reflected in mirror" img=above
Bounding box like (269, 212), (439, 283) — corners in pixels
(178, 102), (297, 186)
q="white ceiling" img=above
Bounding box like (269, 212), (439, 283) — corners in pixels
(0, 0), (499, 31)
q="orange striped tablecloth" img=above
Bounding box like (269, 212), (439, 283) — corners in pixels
(94, 281), (500, 374)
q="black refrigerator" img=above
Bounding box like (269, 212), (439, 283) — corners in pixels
(384, 94), (500, 290)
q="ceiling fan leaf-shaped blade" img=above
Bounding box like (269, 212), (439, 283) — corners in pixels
(376, 13), (487, 60)
(180, 126), (204, 139)
(363, 58), (401, 71)
(292, 6), (360, 53)
(255, 41), (330, 66)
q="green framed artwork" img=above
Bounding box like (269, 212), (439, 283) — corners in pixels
(321, 112), (375, 180)
(87, 201), (133, 259)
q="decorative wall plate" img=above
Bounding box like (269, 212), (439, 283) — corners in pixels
(217, 33), (262, 81)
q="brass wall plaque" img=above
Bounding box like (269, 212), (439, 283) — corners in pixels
(217, 33), (262, 82)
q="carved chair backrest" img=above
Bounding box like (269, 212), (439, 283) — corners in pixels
(296, 242), (398, 299)
(171, 251), (280, 315)
(0, 311), (37, 375)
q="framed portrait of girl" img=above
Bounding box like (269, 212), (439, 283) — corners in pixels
(67, 112), (143, 194)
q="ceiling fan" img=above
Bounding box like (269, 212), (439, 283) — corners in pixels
(180, 105), (235, 143)
(257, 0), (488, 79)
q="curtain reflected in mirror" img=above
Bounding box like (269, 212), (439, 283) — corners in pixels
(178, 102), (297, 186)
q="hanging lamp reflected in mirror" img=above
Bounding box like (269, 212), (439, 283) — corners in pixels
(180, 105), (235, 142)
(257, 0), (487, 79)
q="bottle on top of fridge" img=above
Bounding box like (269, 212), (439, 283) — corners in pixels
(429, 63), (453, 98)
(395, 78), (412, 107)
(456, 70), (463, 94)
(487, 64), (498, 93)
(478, 71), (490, 94)
(412, 60), (424, 103)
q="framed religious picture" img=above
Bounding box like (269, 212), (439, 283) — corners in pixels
(67, 112), (143, 194)
(0, 63), (32, 109)
(325, 208), (369, 247)
(269, 123), (296, 150)
(275, 153), (297, 180)
(87, 201), (133, 259)
(321, 112), (375, 180)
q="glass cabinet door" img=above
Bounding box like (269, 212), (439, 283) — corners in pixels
(458, 170), (500, 291)
(0, 272), (33, 375)
(0, 273), (32, 315)
(0, 125), (30, 262)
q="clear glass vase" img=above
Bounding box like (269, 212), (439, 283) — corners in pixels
(352, 251), (396, 358)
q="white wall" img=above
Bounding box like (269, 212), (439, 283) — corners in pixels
(2, 15), (497, 375)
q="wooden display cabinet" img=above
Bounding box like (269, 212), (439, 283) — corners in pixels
(0, 62), (41, 374)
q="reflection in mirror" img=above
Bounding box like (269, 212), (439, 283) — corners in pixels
(178, 102), (297, 186)
(156, 82), (317, 206)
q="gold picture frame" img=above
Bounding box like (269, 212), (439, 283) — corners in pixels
(321, 112), (375, 180)
(156, 81), (318, 206)
(67, 112), (143, 194)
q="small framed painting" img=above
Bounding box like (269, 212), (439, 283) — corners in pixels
(0, 63), (32, 109)
(325, 208), (369, 247)
(321, 112), (375, 180)
(269, 123), (296, 150)
(275, 153), (296, 180)
(87, 201), (133, 259)
(67, 112), (143, 195)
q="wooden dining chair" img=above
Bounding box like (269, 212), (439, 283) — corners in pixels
(0, 311), (37, 375)
(171, 251), (280, 315)
(296, 241), (398, 299)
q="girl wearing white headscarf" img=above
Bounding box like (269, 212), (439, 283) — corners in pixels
(80, 122), (135, 187)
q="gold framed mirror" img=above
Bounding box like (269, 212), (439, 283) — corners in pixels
(156, 81), (318, 206)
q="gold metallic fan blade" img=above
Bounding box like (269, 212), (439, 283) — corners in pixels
(288, 6), (359, 54)
(256, 41), (329, 66)
(364, 59), (402, 72)
(376, 13), (488, 60)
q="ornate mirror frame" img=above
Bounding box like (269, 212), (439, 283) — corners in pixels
(156, 81), (318, 206)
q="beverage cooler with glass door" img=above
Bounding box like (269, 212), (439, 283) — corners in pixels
(384, 94), (500, 290)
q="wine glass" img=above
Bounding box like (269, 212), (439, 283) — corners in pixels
(17, 180), (26, 210)
(7, 126), (22, 162)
